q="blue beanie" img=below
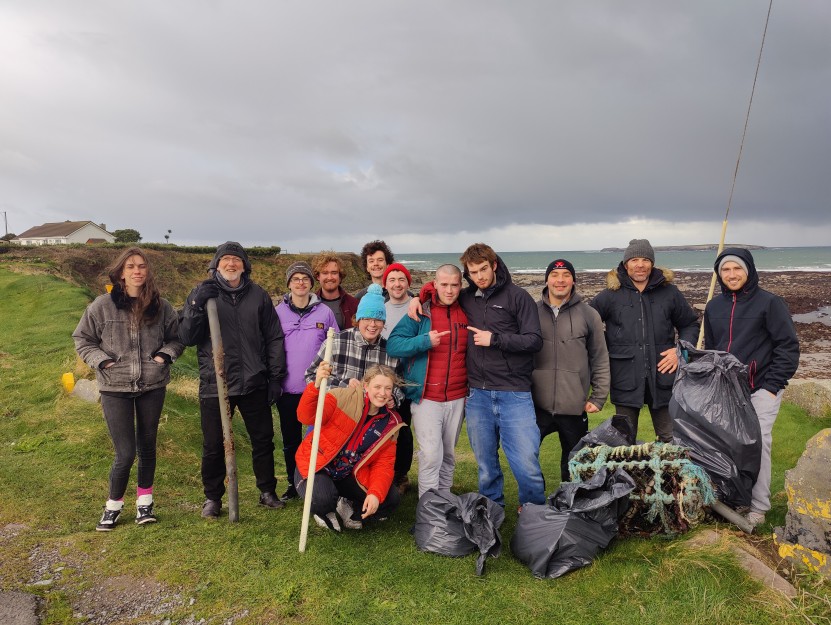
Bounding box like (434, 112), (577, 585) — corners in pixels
(356, 284), (386, 321)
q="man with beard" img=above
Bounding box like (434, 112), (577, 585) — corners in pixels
(179, 242), (287, 518)
(591, 239), (698, 443)
(312, 252), (358, 330)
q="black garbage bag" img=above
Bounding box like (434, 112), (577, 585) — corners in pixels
(670, 340), (761, 509)
(510, 468), (635, 578)
(413, 490), (505, 576)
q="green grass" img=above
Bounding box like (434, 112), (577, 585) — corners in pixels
(1, 267), (829, 624)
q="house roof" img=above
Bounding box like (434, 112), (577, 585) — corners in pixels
(15, 221), (113, 239)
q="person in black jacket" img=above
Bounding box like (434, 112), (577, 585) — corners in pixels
(704, 247), (799, 527)
(179, 241), (287, 518)
(458, 243), (545, 507)
(591, 239), (699, 442)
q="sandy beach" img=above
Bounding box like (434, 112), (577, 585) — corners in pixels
(409, 269), (831, 380)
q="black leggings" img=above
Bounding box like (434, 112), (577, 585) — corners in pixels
(100, 387), (166, 500)
(293, 468), (400, 521)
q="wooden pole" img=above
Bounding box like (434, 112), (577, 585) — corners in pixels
(696, 219), (728, 349)
(299, 327), (335, 552)
(206, 298), (239, 522)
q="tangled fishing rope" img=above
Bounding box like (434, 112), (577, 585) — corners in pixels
(568, 442), (716, 537)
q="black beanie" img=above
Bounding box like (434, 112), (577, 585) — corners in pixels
(545, 259), (576, 283)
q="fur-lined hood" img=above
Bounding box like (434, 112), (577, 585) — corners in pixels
(605, 264), (675, 291)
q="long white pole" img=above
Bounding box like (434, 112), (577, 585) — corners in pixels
(299, 328), (335, 552)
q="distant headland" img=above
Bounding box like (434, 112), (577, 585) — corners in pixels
(599, 244), (767, 252)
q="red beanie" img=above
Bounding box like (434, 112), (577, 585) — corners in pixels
(382, 263), (412, 286)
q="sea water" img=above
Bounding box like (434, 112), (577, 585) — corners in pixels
(397, 246), (831, 274)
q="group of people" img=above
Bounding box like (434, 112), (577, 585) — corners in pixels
(73, 237), (798, 533)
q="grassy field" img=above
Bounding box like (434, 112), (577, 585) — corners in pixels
(1, 267), (829, 625)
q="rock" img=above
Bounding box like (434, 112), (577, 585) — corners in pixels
(0, 591), (39, 625)
(71, 378), (100, 403)
(784, 381), (831, 418)
(774, 428), (831, 579)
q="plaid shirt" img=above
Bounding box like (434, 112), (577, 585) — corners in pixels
(304, 327), (403, 402)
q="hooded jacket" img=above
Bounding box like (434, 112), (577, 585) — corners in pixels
(532, 288), (610, 416)
(386, 281), (468, 403)
(459, 255), (542, 391)
(704, 247), (799, 394)
(178, 244), (286, 397)
(295, 383), (404, 502)
(590, 264), (699, 408)
(276, 293), (339, 395)
(73, 285), (184, 393)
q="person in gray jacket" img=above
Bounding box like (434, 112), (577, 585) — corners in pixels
(74, 247), (184, 531)
(532, 259), (610, 482)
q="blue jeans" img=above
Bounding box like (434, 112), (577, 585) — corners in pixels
(465, 388), (545, 506)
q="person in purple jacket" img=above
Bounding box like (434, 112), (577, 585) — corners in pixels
(275, 261), (339, 500)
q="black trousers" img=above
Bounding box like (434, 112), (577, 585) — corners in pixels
(535, 407), (589, 483)
(615, 383), (673, 443)
(394, 398), (413, 479)
(293, 468), (400, 521)
(276, 392), (303, 484)
(100, 387), (166, 499)
(200, 388), (277, 501)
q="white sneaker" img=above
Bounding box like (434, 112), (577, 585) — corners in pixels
(313, 512), (341, 532)
(336, 497), (363, 530)
(746, 510), (766, 527)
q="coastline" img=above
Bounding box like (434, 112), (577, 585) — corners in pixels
(407, 269), (831, 381)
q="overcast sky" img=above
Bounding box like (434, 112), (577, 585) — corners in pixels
(2, 1), (829, 253)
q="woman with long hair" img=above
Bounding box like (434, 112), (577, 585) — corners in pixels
(73, 247), (183, 531)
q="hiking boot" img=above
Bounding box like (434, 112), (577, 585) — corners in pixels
(746, 510), (766, 527)
(313, 512), (341, 532)
(336, 497), (363, 530)
(201, 499), (221, 519)
(280, 485), (299, 502)
(96, 507), (121, 532)
(135, 503), (157, 525)
(258, 491), (286, 509)
(394, 474), (411, 495)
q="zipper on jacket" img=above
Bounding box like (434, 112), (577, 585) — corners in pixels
(727, 292), (737, 352)
(444, 305), (451, 402)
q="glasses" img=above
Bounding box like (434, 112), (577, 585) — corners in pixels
(363, 319), (384, 326)
(290, 276), (311, 284)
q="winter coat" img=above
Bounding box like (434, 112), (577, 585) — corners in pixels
(704, 247), (799, 394)
(178, 274), (286, 398)
(590, 264), (699, 408)
(459, 255), (542, 391)
(316, 287), (359, 330)
(295, 383), (404, 502)
(276, 294), (339, 395)
(386, 282), (468, 403)
(73, 286), (184, 393)
(532, 288), (610, 416)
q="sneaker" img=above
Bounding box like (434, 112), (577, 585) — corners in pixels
(313, 512), (341, 532)
(201, 499), (221, 519)
(258, 491), (286, 509)
(96, 507), (121, 532)
(336, 497), (363, 530)
(746, 510), (766, 527)
(135, 503), (157, 525)
(280, 485), (299, 502)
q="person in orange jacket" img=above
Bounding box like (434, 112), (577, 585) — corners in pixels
(294, 363), (406, 531)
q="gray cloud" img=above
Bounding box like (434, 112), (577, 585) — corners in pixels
(1, 1), (828, 251)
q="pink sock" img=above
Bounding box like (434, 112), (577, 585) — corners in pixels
(137, 486), (153, 497)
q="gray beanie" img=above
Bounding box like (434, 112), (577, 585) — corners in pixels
(623, 239), (655, 264)
(286, 261), (314, 286)
(717, 254), (748, 275)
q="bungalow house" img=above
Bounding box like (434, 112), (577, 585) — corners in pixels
(13, 221), (116, 245)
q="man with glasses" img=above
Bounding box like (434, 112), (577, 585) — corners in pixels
(275, 261), (339, 501)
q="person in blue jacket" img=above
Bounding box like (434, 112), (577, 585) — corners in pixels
(704, 247), (799, 527)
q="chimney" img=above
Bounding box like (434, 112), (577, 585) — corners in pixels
(99, 223), (106, 231)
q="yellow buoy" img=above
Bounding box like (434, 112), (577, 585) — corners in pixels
(61, 372), (75, 393)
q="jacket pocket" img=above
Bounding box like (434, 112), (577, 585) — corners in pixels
(143, 358), (169, 388)
(608, 352), (636, 392)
